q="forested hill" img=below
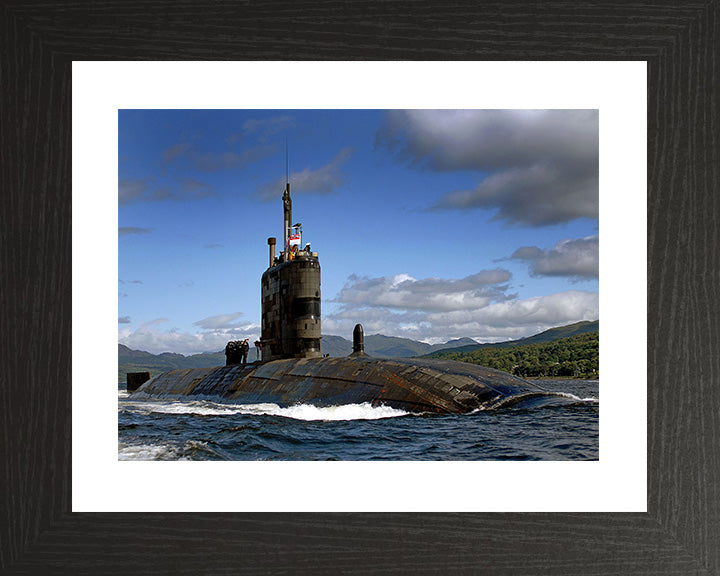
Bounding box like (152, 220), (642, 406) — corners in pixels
(425, 330), (599, 379)
(423, 320), (599, 357)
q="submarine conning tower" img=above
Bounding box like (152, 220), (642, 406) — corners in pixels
(260, 182), (321, 361)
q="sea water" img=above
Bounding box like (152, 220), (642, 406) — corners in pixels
(118, 379), (598, 461)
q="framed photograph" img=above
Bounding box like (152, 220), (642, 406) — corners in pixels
(3, 2), (718, 574)
(114, 106), (603, 466)
(78, 62), (634, 513)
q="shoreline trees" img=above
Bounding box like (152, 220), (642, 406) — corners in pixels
(428, 331), (599, 379)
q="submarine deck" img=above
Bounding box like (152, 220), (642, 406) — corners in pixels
(131, 355), (554, 414)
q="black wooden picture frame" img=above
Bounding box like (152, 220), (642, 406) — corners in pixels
(2, 2), (718, 574)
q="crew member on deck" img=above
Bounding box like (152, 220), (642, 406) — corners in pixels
(240, 339), (249, 364)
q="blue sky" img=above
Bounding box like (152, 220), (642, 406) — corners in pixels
(119, 109), (599, 355)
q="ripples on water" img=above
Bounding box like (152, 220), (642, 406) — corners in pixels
(118, 380), (598, 461)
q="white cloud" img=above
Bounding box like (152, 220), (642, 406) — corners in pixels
(334, 270), (513, 312)
(193, 312), (244, 330)
(119, 317), (261, 355)
(377, 110), (598, 226)
(433, 162), (597, 226)
(256, 148), (351, 201)
(325, 269), (598, 343)
(509, 235), (599, 280)
(322, 307), (432, 342)
(425, 290), (599, 337)
(118, 283), (598, 354)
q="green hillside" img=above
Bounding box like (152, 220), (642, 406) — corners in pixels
(425, 320), (599, 356)
(426, 330), (599, 378)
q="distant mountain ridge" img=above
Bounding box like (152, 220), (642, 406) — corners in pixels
(118, 320), (598, 383)
(324, 334), (480, 358)
(118, 344), (226, 384)
(118, 335), (480, 382)
(422, 320), (599, 357)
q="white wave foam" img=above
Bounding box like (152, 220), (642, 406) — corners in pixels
(118, 443), (187, 461)
(247, 402), (408, 421)
(119, 398), (408, 421)
(554, 392), (599, 403)
(120, 400), (245, 416)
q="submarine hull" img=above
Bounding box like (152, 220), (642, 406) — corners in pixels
(130, 356), (557, 414)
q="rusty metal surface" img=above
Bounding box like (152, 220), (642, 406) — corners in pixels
(261, 254), (321, 361)
(131, 356), (553, 414)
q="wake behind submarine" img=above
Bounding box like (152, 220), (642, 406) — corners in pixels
(130, 182), (560, 414)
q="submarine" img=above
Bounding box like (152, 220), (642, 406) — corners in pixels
(129, 182), (560, 414)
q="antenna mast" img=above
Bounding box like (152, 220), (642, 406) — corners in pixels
(282, 138), (292, 254)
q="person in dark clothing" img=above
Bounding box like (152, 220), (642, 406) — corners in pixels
(225, 340), (241, 365)
(240, 339), (249, 364)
